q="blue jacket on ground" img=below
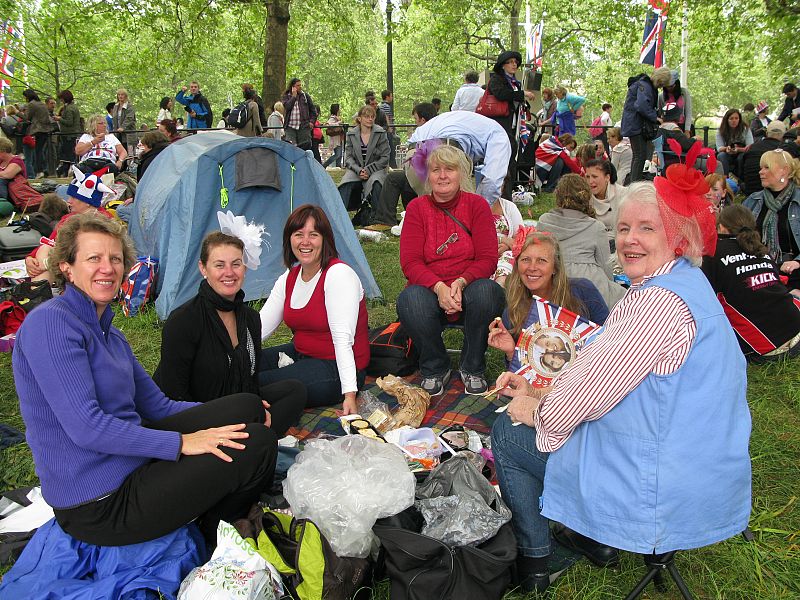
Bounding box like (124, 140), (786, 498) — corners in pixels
(621, 74), (658, 138)
(541, 260), (752, 553)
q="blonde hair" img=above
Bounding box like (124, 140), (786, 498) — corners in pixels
(49, 213), (135, 286)
(554, 85), (567, 97)
(650, 67), (672, 89)
(273, 101), (285, 115)
(424, 145), (475, 194)
(607, 127), (621, 142)
(506, 233), (584, 336)
(85, 114), (106, 135)
(116, 88), (128, 99)
(759, 150), (800, 184)
(554, 174), (596, 217)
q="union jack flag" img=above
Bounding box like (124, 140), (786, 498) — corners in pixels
(514, 296), (602, 388)
(640, 0), (670, 68)
(0, 20), (20, 107)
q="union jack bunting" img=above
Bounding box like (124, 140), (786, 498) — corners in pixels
(640, 0), (670, 67)
(0, 20), (20, 106)
(514, 296), (602, 388)
(527, 21), (544, 69)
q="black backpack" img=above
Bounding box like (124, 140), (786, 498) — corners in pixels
(367, 322), (419, 377)
(226, 101), (250, 129)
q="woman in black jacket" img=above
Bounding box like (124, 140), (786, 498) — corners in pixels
(486, 50), (535, 200)
(154, 231), (306, 437)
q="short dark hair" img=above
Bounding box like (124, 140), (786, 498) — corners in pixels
(221, 108), (231, 118)
(282, 204), (338, 270)
(743, 102), (755, 112)
(58, 90), (74, 104)
(106, 102), (115, 113)
(412, 102), (437, 123)
(160, 119), (178, 136)
(783, 83), (797, 94)
(602, 103), (612, 111)
(431, 97), (441, 106)
(365, 90), (375, 99)
(465, 70), (479, 84)
(585, 158), (617, 184)
(200, 231), (245, 264)
(244, 87), (256, 100)
(381, 90), (392, 100)
(23, 89), (40, 102)
(160, 96), (172, 110)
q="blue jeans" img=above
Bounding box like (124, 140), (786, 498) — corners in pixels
(396, 279), (505, 377)
(323, 143), (343, 168)
(536, 158), (565, 193)
(257, 342), (365, 409)
(491, 413), (551, 558)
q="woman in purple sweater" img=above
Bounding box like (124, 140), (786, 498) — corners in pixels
(12, 213), (277, 546)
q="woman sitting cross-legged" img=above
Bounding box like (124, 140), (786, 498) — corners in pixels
(258, 204), (370, 416)
(397, 145), (506, 396)
(12, 213), (278, 548)
(154, 231), (306, 438)
(488, 231), (609, 370)
(702, 204), (800, 361)
(338, 105), (389, 226)
(491, 174), (751, 595)
(537, 174), (627, 308)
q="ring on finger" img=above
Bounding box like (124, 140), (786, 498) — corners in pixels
(217, 439), (225, 447)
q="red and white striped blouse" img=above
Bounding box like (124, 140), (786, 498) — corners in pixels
(533, 260), (697, 452)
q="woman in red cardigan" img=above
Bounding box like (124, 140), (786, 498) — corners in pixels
(398, 144), (505, 396)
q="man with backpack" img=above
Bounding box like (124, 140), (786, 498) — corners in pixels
(175, 81), (213, 129)
(231, 88), (262, 137)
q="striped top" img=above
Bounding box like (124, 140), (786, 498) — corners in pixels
(533, 260), (696, 452)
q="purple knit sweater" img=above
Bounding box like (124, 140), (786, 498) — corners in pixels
(12, 285), (199, 509)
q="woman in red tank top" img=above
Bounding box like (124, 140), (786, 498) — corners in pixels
(258, 205), (370, 415)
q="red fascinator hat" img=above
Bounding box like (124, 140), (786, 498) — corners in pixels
(652, 139), (718, 257)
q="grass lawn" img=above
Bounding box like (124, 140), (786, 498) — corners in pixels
(0, 190), (798, 598)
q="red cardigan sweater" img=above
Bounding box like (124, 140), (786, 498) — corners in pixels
(400, 191), (497, 288)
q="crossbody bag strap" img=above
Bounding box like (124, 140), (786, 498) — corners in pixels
(436, 205), (471, 236)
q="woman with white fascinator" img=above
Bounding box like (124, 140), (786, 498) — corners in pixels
(155, 212), (307, 438)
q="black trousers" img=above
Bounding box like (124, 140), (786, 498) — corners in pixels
(259, 379), (307, 438)
(372, 169), (419, 226)
(628, 133), (649, 183)
(53, 393), (277, 546)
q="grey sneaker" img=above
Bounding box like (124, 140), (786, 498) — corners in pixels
(460, 370), (488, 394)
(420, 369), (451, 396)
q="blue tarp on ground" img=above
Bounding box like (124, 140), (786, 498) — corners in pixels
(128, 132), (382, 319)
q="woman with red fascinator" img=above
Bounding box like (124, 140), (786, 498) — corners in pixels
(490, 142), (752, 594)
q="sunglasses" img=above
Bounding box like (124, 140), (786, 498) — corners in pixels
(436, 232), (458, 255)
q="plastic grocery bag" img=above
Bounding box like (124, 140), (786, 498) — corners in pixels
(415, 454), (511, 546)
(178, 520), (283, 600)
(283, 435), (415, 558)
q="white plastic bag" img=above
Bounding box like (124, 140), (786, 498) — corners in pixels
(178, 521), (284, 600)
(283, 435), (415, 558)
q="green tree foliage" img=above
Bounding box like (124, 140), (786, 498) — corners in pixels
(0, 0), (794, 130)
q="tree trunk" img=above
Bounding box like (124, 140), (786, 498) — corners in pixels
(263, 0), (291, 106)
(509, 0), (522, 52)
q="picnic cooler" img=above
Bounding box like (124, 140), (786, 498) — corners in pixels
(0, 227), (40, 261)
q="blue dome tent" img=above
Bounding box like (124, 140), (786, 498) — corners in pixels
(128, 132), (382, 319)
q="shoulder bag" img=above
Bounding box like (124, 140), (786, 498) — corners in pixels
(476, 88), (509, 119)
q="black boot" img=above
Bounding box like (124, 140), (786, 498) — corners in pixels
(552, 523), (620, 568)
(516, 555), (550, 595)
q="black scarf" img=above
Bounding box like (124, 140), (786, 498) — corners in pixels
(197, 279), (259, 397)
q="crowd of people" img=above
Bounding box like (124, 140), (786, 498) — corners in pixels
(5, 56), (800, 597)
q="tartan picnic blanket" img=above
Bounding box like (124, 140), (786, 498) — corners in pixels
(286, 376), (507, 442)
